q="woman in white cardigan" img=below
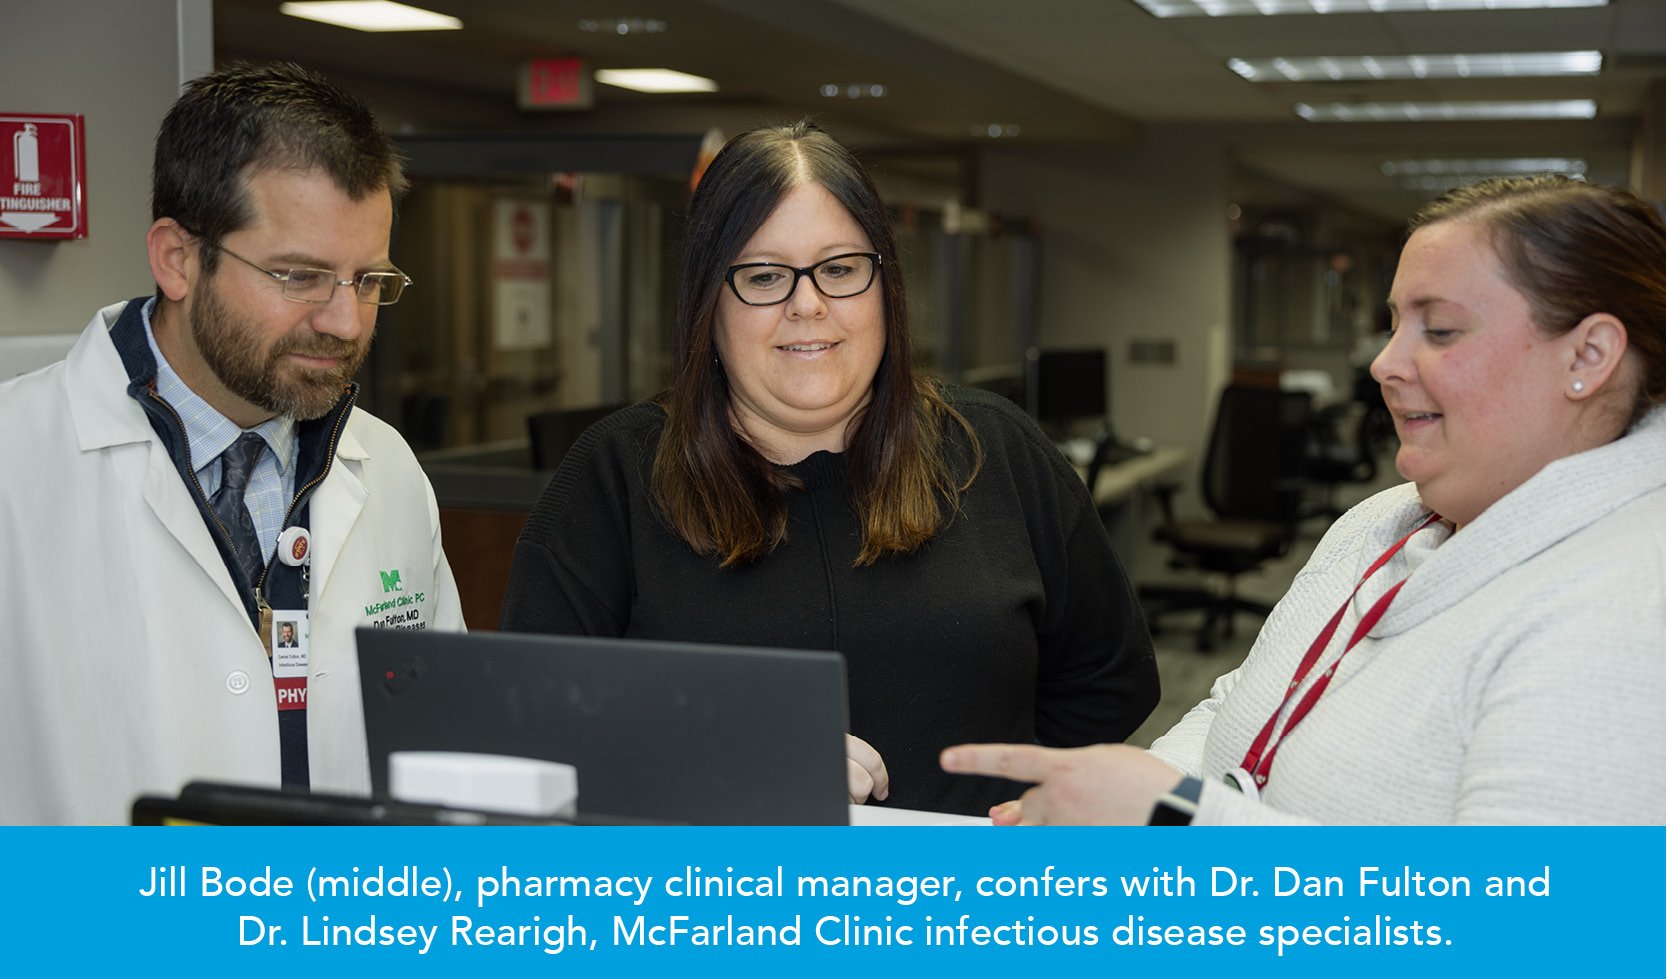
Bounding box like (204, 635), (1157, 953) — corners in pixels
(943, 176), (1665, 825)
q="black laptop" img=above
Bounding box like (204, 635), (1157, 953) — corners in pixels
(356, 628), (850, 825)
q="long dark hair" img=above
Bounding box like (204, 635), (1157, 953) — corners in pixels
(1410, 176), (1664, 429)
(652, 121), (978, 567)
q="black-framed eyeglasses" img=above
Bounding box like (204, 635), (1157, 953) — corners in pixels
(192, 232), (412, 306)
(723, 252), (881, 307)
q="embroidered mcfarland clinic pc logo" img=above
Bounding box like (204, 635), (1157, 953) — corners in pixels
(366, 568), (426, 627)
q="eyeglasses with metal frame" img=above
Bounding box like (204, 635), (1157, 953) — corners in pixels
(723, 252), (881, 307)
(191, 232), (413, 306)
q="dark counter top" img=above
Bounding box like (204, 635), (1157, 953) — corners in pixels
(420, 440), (553, 510)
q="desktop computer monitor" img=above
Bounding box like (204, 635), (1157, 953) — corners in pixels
(1027, 347), (1107, 435)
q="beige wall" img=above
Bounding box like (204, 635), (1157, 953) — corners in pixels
(0, 0), (212, 337)
(980, 127), (1233, 523)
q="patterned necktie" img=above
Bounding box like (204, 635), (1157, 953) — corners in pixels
(208, 431), (267, 588)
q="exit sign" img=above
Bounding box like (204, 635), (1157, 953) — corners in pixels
(519, 58), (593, 110)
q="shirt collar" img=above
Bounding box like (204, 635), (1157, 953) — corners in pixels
(141, 297), (297, 476)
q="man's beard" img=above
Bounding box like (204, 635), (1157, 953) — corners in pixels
(191, 280), (372, 421)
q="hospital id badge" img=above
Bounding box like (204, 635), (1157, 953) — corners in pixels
(270, 610), (309, 711)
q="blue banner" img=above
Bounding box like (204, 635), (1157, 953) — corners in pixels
(0, 826), (1659, 975)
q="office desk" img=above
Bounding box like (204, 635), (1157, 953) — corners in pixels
(850, 804), (989, 826)
(1085, 446), (1188, 509)
(421, 440), (552, 631)
(1079, 446), (1188, 582)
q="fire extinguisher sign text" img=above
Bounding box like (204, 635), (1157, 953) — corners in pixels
(0, 113), (88, 240)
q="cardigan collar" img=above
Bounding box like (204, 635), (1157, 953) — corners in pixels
(1367, 407), (1664, 634)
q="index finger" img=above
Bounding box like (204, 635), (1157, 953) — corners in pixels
(940, 742), (1056, 783)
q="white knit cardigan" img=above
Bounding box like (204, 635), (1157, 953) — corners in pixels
(1149, 409), (1665, 824)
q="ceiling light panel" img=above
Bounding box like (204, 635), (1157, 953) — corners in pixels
(279, 2), (462, 32)
(578, 18), (667, 34)
(1295, 100), (1598, 121)
(820, 84), (889, 98)
(1381, 157), (1588, 175)
(1134, 0), (1605, 16)
(1229, 51), (1601, 81)
(593, 69), (718, 93)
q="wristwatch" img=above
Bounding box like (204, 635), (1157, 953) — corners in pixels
(1147, 776), (1203, 826)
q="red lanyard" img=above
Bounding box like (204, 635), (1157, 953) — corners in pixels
(1234, 512), (1442, 792)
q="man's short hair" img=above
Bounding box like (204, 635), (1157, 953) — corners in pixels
(151, 61), (408, 274)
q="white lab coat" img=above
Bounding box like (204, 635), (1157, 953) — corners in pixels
(0, 302), (464, 824)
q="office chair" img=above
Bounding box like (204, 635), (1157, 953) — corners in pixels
(527, 404), (623, 470)
(1352, 365), (1398, 459)
(399, 393), (450, 452)
(1302, 401), (1378, 522)
(1138, 385), (1312, 652)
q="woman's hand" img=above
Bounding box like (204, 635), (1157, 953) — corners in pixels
(846, 733), (890, 804)
(940, 742), (1183, 825)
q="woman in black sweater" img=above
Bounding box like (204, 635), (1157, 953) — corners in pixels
(500, 121), (1157, 816)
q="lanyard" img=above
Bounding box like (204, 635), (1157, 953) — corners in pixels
(267, 526), (313, 713)
(1230, 512), (1442, 796)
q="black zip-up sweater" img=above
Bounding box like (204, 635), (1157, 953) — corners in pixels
(500, 385), (1159, 816)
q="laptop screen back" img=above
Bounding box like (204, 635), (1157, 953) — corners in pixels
(356, 628), (850, 825)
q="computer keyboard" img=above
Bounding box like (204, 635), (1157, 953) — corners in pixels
(1054, 436), (1150, 467)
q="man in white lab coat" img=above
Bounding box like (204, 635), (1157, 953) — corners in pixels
(0, 62), (463, 824)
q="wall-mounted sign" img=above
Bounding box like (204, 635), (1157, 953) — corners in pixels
(0, 113), (87, 240)
(519, 58), (593, 110)
(492, 199), (552, 351)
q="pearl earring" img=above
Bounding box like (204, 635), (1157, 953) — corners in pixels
(1572, 380), (1586, 394)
